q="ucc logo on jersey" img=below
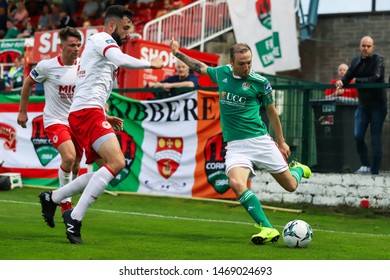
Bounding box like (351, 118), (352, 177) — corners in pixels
(155, 137), (183, 179)
(220, 91), (247, 106)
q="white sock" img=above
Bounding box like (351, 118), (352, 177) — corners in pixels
(58, 166), (72, 204)
(52, 172), (94, 203)
(71, 166), (115, 221)
(72, 172), (78, 181)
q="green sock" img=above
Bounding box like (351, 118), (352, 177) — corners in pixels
(290, 166), (303, 184)
(238, 189), (272, 228)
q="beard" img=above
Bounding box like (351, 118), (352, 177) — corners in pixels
(112, 28), (123, 46)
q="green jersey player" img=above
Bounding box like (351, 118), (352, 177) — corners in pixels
(170, 39), (312, 245)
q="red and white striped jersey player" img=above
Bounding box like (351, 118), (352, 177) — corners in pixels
(41, 5), (164, 244)
(18, 27), (83, 215)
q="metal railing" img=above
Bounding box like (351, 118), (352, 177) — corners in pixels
(110, 81), (390, 174)
(3, 82), (389, 174)
(143, 0), (233, 51)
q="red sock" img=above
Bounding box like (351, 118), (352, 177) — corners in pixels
(60, 201), (73, 213)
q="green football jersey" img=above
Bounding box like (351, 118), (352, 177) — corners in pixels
(207, 65), (274, 142)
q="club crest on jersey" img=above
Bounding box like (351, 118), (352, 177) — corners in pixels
(155, 137), (183, 179)
(242, 82), (250, 90)
(102, 121), (112, 129)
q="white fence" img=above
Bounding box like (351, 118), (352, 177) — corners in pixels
(143, 0), (233, 51)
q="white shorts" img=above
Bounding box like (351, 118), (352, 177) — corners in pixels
(225, 134), (288, 178)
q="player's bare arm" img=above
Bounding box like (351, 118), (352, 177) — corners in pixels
(169, 38), (208, 75)
(17, 76), (36, 128)
(106, 115), (123, 131)
(105, 48), (163, 70)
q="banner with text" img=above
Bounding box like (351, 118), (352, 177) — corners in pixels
(0, 39), (25, 64)
(227, 0), (300, 74)
(0, 95), (89, 186)
(0, 92), (235, 199)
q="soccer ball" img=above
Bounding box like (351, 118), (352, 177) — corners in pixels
(282, 220), (313, 248)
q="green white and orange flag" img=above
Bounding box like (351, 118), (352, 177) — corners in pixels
(0, 91), (236, 199)
(105, 91), (234, 199)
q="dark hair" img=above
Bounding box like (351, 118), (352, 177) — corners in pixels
(16, 54), (24, 62)
(229, 43), (252, 61)
(59, 26), (81, 42)
(104, 5), (134, 24)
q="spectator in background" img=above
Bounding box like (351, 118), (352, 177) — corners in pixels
(0, 6), (7, 35)
(81, 0), (101, 21)
(49, 4), (61, 29)
(83, 19), (92, 28)
(137, 0), (154, 3)
(6, 0), (16, 19)
(335, 36), (388, 175)
(0, 73), (5, 91)
(11, 0), (29, 29)
(62, 0), (78, 16)
(38, 3), (61, 31)
(325, 63), (358, 99)
(0, 0), (7, 9)
(153, 59), (199, 99)
(8, 55), (24, 92)
(17, 19), (34, 38)
(5, 17), (19, 39)
(171, 0), (186, 9)
(37, 3), (53, 31)
(104, 0), (131, 9)
(155, 0), (174, 18)
(57, 7), (76, 29)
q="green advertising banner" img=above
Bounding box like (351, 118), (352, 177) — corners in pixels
(0, 39), (25, 64)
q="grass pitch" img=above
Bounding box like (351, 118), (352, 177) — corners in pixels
(1, 187), (390, 260)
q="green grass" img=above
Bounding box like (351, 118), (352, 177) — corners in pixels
(1, 187), (390, 260)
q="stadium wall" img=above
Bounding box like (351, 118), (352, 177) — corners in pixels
(252, 171), (390, 208)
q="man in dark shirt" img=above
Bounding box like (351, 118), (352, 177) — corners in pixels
(335, 36), (388, 175)
(153, 59), (199, 99)
(57, 8), (77, 29)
